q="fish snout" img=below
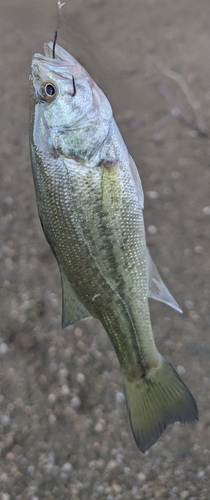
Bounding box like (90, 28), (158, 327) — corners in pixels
(44, 42), (79, 66)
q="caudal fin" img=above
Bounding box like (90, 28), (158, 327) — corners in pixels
(123, 357), (198, 453)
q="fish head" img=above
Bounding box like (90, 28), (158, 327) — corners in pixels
(30, 42), (112, 160)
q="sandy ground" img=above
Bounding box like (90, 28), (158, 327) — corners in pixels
(0, 0), (210, 499)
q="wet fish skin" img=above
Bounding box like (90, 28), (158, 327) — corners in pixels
(30, 42), (198, 453)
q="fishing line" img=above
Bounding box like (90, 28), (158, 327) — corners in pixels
(53, 1), (65, 58)
(53, 1), (76, 96)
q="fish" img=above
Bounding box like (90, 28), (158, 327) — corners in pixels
(29, 41), (198, 453)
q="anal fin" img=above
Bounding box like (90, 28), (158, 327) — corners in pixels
(146, 249), (182, 313)
(60, 269), (92, 328)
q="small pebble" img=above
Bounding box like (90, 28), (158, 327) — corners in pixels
(148, 225), (158, 235)
(28, 465), (35, 474)
(58, 367), (68, 378)
(189, 310), (200, 322)
(171, 171), (181, 179)
(0, 473), (8, 482)
(60, 385), (70, 396)
(71, 486), (79, 495)
(3, 280), (10, 288)
(138, 472), (146, 481)
(163, 187), (172, 196)
(107, 460), (117, 470)
(49, 362), (57, 373)
(76, 373), (86, 384)
(184, 248), (192, 257)
(71, 396), (81, 409)
(116, 392), (125, 403)
(62, 462), (72, 473)
(60, 472), (68, 481)
(180, 491), (190, 499)
(48, 393), (57, 404)
(197, 470), (205, 478)
(1, 415), (10, 426)
(168, 142), (176, 151)
(112, 483), (121, 493)
(2, 494), (11, 500)
(48, 451), (55, 464)
(0, 343), (8, 355)
(97, 485), (104, 493)
(177, 365), (186, 376)
(202, 206), (210, 215)
(96, 459), (105, 469)
(185, 300), (194, 310)
(194, 246), (203, 254)
(146, 191), (159, 199)
(132, 486), (139, 495)
(48, 346), (56, 356)
(4, 197), (13, 206)
(74, 327), (83, 338)
(187, 129), (198, 138)
(94, 419), (105, 433)
(116, 453), (124, 463)
(48, 414), (56, 425)
(171, 107), (180, 117)
(178, 158), (188, 167)
(153, 133), (162, 142)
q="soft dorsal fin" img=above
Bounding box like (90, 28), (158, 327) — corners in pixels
(60, 269), (92, 328)
(146, 249), (182, 313)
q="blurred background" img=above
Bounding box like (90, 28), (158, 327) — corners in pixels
(0, 0), (210, 499)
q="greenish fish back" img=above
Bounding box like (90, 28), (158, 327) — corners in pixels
(123, 357), (198, 453)
(61, 269), (92, 328)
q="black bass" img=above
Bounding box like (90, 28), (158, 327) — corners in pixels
(29, 41), (198, 453)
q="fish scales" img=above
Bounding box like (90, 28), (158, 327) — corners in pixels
(30, 41), (198, 453)
(32, 138), (155, 378)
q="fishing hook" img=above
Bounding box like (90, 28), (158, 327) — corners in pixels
(72, 76), (76, 96)
(52, 30), (57, 59)
(52, 21), (76, 96)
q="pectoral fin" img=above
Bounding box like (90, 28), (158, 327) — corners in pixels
(146, 249), (182, 313)
(61, 270), (92, 328)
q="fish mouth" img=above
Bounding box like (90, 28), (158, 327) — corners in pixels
(30, 42), (84, 88)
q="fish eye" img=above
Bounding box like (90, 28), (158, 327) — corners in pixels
(41, 82), (57, 101)
(45, 84), (56, 96)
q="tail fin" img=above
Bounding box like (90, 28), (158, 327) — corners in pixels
(123, 357), (198, 453)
